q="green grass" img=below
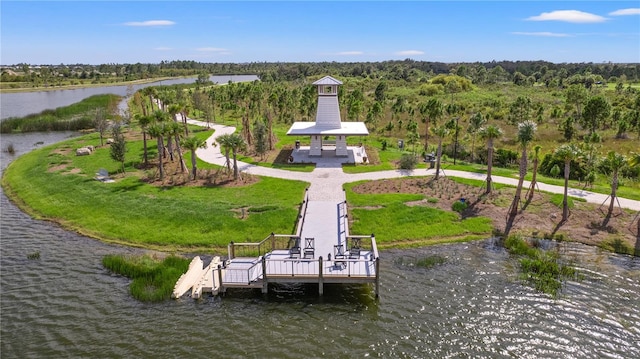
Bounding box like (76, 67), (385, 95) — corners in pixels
(548, 193), (586, 209)
(504, 236), (580, 297)
(103, 254), (190, 302)
(2, 134), (309, 250)
(395, 255), (447, 268)
(1, 94), (121, 133)
(344, 181), (493, 245)
(598, 238), (639, 256)
(446, 162), (640, 201)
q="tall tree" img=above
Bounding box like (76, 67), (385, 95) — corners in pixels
(526, 145), (542, 200)
(479, 124), (503, 194)
(147, 123), (167, 180)
(509, 120), (537, 217)
(167, 122), (187, 173)
(228, 133), (247, 180)
(215, 133), (234, 172)
(467, 112), (486, 163)
(581, 96), (611, 135)
(508, 96), (532, 125)
(432, 126), (449, 180)
(182, 135), (207, 180)
(554, 143), (581, 222)
(565, 84), (588, 120)
(420, 98), (443, 152)
(601, 151), (626, 219)
(109, 122), (127, 175)
(136, 114), (152, 167)
(93, 108), (109, 146)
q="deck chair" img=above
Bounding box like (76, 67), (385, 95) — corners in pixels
(334, 244), (346, 267)
(289, 246), (301, 259)
(349, 247), (361, 259)
(303, 237), (314, 259)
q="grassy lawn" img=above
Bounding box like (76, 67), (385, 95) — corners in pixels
(343, 181), (493, 247)
(2, 133), (309, 251)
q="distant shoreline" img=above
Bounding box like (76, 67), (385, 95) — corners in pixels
(0, 77), (181, 94)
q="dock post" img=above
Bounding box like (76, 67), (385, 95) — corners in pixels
(217, 265), (225, 294)
(228, 242), (235, 260)
(261, 256), (268, 294)
(318, 256), (324, 296)
(374, 257), (380, 298)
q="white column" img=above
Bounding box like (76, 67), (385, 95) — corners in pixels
(310, 135), (322, 156)
(336, 135), (348, 156)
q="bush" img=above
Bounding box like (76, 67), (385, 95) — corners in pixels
(539, 153), (587, 180)
(494, 148), (518, 168)
(451, 200), (468, 214)
(398, 153), (418, 170)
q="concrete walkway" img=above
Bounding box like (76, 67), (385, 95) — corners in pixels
(190, 120), (640, 212)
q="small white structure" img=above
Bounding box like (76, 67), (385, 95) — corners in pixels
(287, 76), (368, 157)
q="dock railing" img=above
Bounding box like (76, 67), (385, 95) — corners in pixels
(295, 188), (310, 238)
(228, 233), (299, 259)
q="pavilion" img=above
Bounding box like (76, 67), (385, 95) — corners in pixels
(286, 76), (369, 161)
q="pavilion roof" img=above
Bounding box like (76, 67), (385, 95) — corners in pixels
(312, 76), (343, 86)
(286, 121), (369, 136)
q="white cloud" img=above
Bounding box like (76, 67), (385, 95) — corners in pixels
(336, 51), (364, 56)
(123, 20), (175, 27)
(512, 32), (573, 38)
(526, 10), (607, 23)
(395, 50), (424, 56)
(609, 8), (640, 16)
(196, 47), (228, 52)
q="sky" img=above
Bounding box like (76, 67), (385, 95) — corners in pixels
(1, 1), (639, 65)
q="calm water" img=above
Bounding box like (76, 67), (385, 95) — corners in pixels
(1, 134), (639, 358)
(0, 75), (259, 120)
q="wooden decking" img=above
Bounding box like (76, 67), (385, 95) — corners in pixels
(173, 190), (380, 298)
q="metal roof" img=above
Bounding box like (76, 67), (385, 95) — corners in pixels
(312, 76), (343, 86)
(286, 121), (369, 136)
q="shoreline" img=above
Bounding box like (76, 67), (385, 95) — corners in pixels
(0, 76), (186, 94)
(2, 124), (638, 257)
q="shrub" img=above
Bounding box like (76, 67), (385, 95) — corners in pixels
(398, 153), (418, 170)
(494, 148), (518, 168)
(451, 200), (468, 214)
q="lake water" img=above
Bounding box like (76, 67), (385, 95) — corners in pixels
(0, 75), (259, 120)
(1, 132), (639, 358)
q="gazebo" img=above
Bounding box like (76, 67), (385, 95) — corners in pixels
(287, 76), (369, 158)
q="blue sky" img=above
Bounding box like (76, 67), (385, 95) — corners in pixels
(1, 1), (639, 65)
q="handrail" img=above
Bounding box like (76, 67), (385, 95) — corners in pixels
(295, 188), (310, 238)
(228, 233), (300, 259)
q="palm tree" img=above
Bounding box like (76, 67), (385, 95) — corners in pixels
(419, 98), (443, 152)
(215, 133), (234, 172)
(182, 136), (208, 180)
(601, 151), (626, 218)
(509, 120), (537, 217)
(167, 122), (187, 173)
(526, 145), (542, 200)
(432, 126), (449, 180)
(467, 112), (486, 163)
(479, 124), (503, 194)
(136, 114), (152, 167)
(554, 143), (581, 222)
(147, 123), (167, 180)
(228, 133), (247, 180)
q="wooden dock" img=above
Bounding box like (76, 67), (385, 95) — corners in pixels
(173, 190), (380, 298)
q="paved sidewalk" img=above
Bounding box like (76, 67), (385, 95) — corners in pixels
(189, 120), (640, 212)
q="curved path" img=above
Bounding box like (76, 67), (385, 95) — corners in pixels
(191, 120), (640, 211)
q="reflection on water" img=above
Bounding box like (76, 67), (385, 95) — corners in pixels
(1, 133), (639, 358)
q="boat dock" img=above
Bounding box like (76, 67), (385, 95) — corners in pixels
(173, 189), (380, 299)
